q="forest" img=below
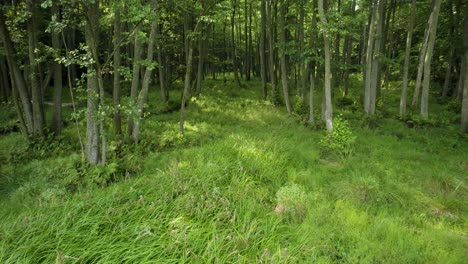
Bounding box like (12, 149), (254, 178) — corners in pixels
(0, 0), (467, 262)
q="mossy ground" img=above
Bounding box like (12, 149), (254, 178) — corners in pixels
(0, 77), (467, 263)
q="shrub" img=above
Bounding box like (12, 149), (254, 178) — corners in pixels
(274, 184), (308, 222)
(319, 115), (356, 157)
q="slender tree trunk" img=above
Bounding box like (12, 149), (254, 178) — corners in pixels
(318, 0), (333, 131)
(342, 0), (356, 97)
(400, 0), (416, 115)
(411, 11), (432, 110)
(27, 0), (45, 137)
(51, 3), (63, 135)
(155, 22), (167, 102)
(299, 5), (307, 108)
(260, 0), (267, 99)
(461, 2), (468, 132)
(133, 0), (158, 144)
(420, 0), (442, 119)
(84, 1), (101, 165)
(231, 2), (242, 87)
(369, 0), (385, 115)
(113, 4), (122, 135)
(308, 0), (317, 124)
(267, 0), (277, 100)
(364, 0), (378, 115)
(196, 22), (204, 96)
(333, 0), (341, 92)
(279, 0), (292, 114)
(127, 25), (143, 136)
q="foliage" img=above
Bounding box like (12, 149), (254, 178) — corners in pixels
(319, 115), (356, 158)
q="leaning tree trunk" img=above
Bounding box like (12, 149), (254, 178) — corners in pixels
(279, 0), (292, 114)
(400, 0), (416, 115)
(420, 0), (442, 119)
(127, 25), (143, 136)
(132, 0), (158, 144)
(318, 0), (333, 131)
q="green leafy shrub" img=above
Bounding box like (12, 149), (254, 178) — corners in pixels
(293, 96), (307, 116)
(274, 184), (308, 222)
(320, 115), (356, 157)
(159, 129), (186, 149)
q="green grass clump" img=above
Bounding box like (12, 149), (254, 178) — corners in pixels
(0, 78), (467, 263)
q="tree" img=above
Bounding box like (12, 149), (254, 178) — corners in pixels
(279, 0), (292, 114)
(318, 0), (333, 131)
(461, 2), (468, 133)
(420, 0), (442, 119)
(399, 0), (416, 116)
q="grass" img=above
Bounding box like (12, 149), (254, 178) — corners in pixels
(0, 77), (467, 263)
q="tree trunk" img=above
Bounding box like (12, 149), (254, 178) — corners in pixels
(133, 0), (158, 144)
(461, 2), (468, 132)
(127, 25), (143, 136)
(400, 0), (416, 115)
(51, 3), (63, 135)
(113, 4), (122, 135)
(27, 0), (45, 137)
(364, 0), (378, 115)
(420, 0), (442, 119)
(308, 0), (317, 124)
(279, 0), (292, 114)
(369, 0), (385, 115)
(260, 0), (267, 99)
(196, 22), (204, 96)
(231, 2), (242, 88)
(267, 0), (277, 100)
(84, 0), (101, 165)
(318, 0), (333, 131)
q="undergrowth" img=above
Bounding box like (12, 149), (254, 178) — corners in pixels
(0, 79), (466, 263)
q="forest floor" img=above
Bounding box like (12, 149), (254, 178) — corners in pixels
(0, 78), (467, 263)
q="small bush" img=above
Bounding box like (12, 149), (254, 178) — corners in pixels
(320, 115), (356, 157)
(159, 129), (186, 149)
(274, 184), (308, 222)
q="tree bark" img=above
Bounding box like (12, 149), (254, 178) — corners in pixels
(369, 0), (385, 115)
(318, 0), (333, 131)
(400, 0), (416, 115)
